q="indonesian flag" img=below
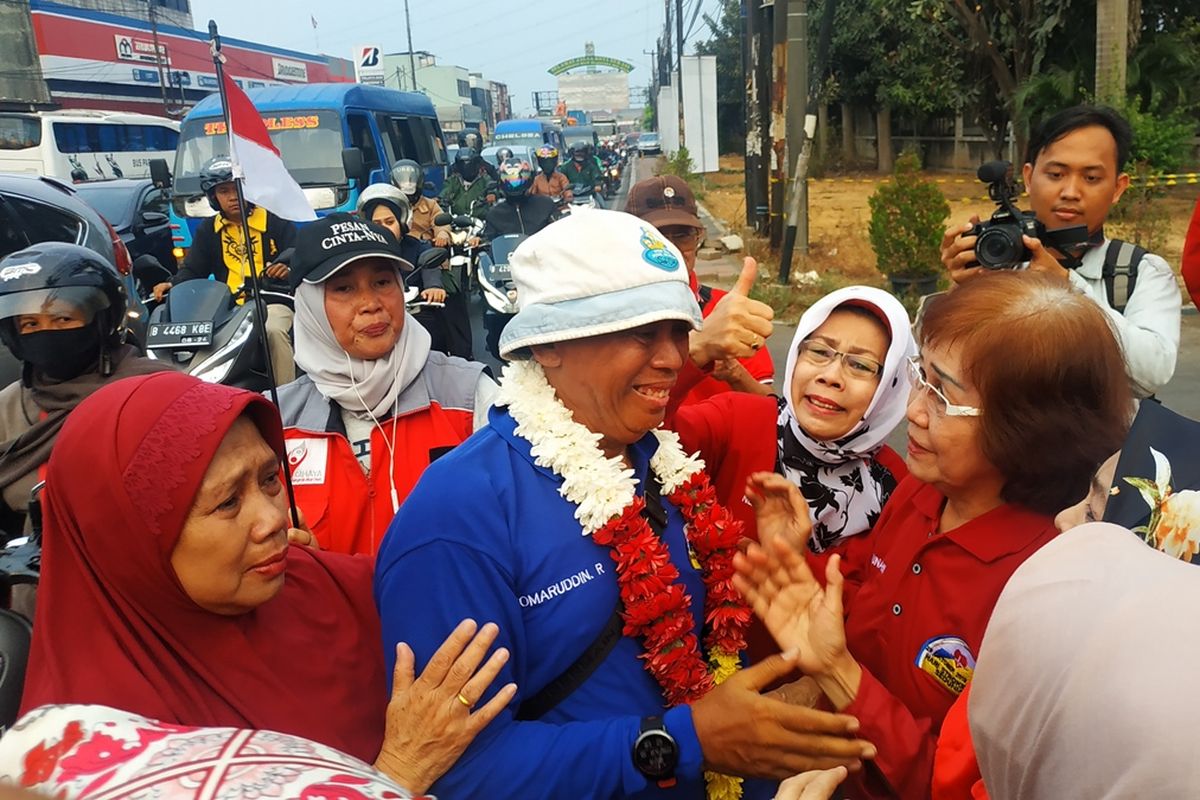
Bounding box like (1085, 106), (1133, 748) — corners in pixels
(221, 72), (317, 222)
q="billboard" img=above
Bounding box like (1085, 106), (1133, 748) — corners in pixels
(558, 72), (629, 113)
(681, 55), (718, 173)
(355, 45), (386, 86)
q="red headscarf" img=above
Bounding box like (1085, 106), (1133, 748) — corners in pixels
(21, 372), (387, 763)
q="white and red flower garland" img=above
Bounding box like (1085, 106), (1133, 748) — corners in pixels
(496, 360), (751, 800)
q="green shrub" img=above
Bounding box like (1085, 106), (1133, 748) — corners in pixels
(867, 152), (950, 279)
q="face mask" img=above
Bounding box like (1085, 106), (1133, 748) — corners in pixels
(18, 326), (103, 381)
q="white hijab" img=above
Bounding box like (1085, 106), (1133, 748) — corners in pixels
(970, 522), (1200, 799)
(293, 281), (430, 418)
(779, 286), (916, 552)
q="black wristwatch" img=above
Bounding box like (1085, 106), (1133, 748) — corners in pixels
(633, 716), (679, 788)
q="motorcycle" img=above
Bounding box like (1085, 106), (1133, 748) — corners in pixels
(603, 158), (622, 199)
(569, 184), (600, 211)
(434, 212), (485, 295)
(404, 247), (450, 320)
(140, 252), (293, 391)
(476, 234), (524, 360)
(0, 481), (43, 727)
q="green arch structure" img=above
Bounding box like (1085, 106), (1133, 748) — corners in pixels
(548, 55), (634, 76)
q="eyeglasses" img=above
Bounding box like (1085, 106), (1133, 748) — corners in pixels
(797, 340), (883, 379)
(906, 356), (982, 417)
(659, 227), (701, 247)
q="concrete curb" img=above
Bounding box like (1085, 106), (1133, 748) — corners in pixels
(695, 198), (730, 239)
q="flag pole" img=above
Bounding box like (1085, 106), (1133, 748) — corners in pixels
(208, 19), (301, 528)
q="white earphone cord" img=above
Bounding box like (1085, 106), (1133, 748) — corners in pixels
(345, 352), (402, 528)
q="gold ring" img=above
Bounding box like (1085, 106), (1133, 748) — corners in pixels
(456, 693), (472, 708)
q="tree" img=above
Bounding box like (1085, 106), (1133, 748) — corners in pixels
(694, 0), (745, 154)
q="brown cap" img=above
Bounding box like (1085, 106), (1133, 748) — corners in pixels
(623, 175), (704, 232)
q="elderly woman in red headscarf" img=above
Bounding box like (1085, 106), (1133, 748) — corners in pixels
(18, 371), (515, 795)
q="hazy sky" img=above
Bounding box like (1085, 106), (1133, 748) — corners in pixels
(191, 0), (724, 115)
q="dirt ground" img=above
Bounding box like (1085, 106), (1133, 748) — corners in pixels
(699, 154), (1197, 285)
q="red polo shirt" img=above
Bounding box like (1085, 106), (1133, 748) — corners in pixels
(837, 476), (1058, 800)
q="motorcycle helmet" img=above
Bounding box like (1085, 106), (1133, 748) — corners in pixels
(454, 148), (482, 181)
(0, 243), (128, 381)
(390, 159), (424, 200)
(494, 146), (514, 163)
(357, 183), (413, 235)
(568, 141), (589, 161)
(458, 130), (483, 152)
(535, 145), (559, 174)
(497, 159), (533, 198)
(199, 156), (235, 212)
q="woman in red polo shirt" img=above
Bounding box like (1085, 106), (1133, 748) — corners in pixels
(734, 271), (1134, 800)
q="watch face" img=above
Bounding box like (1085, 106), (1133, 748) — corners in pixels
(634, 731), (678, 779)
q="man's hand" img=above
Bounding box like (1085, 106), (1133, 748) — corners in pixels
(689, 257), (774, 368)
(373, 620), (518, 794)
(421, 288), (448, 304)
(690, 651), (875, 780)
(1023, 235), (1070, 282)
(152, 282), (172, 303)
(940, 215), (983, 285)
(467, 236), (481, 248)
(433, 234), (450, 247)
(264, 262), (289, 280)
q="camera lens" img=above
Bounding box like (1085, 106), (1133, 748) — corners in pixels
(976, 227), (1020, 270)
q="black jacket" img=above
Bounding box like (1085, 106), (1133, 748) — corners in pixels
(482, 195), (559, 241)
(173, 209), (297, 288)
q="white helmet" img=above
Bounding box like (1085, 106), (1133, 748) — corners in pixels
(357, 183), (413, 229)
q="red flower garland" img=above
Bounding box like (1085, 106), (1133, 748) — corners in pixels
(592, 472), (752, 707)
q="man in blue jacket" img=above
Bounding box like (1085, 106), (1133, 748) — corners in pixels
(374, 209), (876, 799)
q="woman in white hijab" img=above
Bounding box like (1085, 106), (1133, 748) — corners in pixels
(969, 521), (1200, 799)
(275, 213), (497, 556)
(672, 285), (916, 555)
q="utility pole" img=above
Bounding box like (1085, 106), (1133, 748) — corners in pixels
(676, 0), (685, 152)
(147, 1), (172, 117)
(769, 0), (788, 247)
(744, 0), (758, 227)
(403, 0), (418, 92)
(784, 0), (809, 257)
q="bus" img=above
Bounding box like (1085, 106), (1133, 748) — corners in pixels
(167, 83), (449, 255)
(492, 119), (564, 154)
(0, 110), (180, 183)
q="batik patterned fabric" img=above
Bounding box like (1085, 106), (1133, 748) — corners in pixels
(0, 705), (426, 800)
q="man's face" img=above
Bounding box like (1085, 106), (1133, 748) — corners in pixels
(1022, 125), (1130, 238)
(214, 182), (241, 219)
(533, 321), (690, 460)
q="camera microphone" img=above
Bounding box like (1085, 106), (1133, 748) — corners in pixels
(976, 160), (1012, 185)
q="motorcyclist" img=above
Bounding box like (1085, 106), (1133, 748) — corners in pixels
(459, 130), (499, 181)
(357, 184), (472, 360)
(0, 244), (169, 541)
(440, 148), (497, 221)
(528, 146), (572, 202)
(481, 159), (560, 241)
(560, 142), (606, 207)
(391, 159), (450, 246)
(151, 156), (297, 383)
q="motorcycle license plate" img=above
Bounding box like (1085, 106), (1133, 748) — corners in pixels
(147, 320), (213, 349)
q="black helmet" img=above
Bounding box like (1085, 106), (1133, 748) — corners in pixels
(199, 156), (235, 212)
(494, 146), (514, 163)
(568, 141), (589, 159)
(458, 131), (483, 152)
(390, 159), (424, 200)
(454, 148), (482, 180)
(497, 158), (533, 198)
(0, 243), (128, 378)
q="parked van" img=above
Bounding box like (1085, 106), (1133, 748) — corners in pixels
(166, 83), (448, 254)
(0, 110), (180, 183)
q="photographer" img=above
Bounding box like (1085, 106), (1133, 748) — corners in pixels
(940, 105), (1180, 398)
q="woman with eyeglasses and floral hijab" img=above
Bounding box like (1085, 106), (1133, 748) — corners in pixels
(732, 272), (1133, 800)
(668, 286), (916, 571)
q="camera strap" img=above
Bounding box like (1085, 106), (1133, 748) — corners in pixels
(1101, 239), (1147, 314)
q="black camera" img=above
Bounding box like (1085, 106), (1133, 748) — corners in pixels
(969, 161), (1088, 270)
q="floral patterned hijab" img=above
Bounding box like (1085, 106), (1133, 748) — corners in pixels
(1103, 400), (1200, 563)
